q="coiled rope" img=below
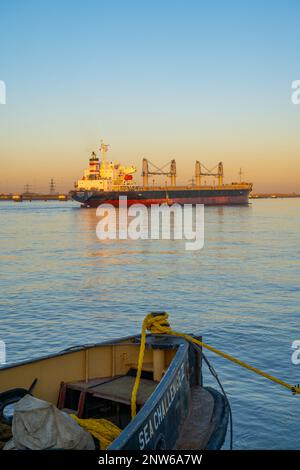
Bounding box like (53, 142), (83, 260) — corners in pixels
(71, 415), (121, 450)
(131, 312), (300, 418)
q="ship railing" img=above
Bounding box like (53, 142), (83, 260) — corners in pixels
(138, 183), (252, 191)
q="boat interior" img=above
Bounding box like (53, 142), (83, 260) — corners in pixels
(0, 334), (229, 451)
(0, 336), (182, 431)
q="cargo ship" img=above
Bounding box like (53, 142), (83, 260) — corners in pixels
(70, 142), (252, 207)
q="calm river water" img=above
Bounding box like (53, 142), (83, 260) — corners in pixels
(0, 198), (299, 449)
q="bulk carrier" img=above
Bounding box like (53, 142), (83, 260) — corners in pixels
(70, 142), (252, 207)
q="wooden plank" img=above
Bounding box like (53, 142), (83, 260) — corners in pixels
(88, 376), (158, 406)
(66, 376), (122, 391)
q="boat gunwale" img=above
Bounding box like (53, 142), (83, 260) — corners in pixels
(0, 334), (189, 372)
(0, 334), (140, 371)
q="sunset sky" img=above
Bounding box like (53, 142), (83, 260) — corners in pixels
(1, 0), (300, 193)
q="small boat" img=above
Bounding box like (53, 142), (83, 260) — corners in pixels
(0, 332), (229, 450)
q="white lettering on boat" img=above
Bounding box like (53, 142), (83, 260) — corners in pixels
(138, 362), (186, 450)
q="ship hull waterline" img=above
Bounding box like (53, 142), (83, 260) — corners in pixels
(70, 188), (251, 207)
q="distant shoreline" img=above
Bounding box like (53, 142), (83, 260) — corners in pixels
(0, 194), (70, 201)
(250, 194), (300, 199)
(0, 193), (299, 202)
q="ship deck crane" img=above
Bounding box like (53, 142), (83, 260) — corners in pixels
(195, 162), (224, 186)
(142, 159), (176, 187)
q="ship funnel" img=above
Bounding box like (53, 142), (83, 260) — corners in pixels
(170, 159), (176, 187)
(195, 161), (201, 186)
(142, 158), (149, 187)
(89, 151), (99, 180)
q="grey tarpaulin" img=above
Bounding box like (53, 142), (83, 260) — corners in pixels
(3, 394), (95, 450)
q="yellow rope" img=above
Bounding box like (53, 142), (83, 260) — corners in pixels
(71, 415), (121, 450)
(130, 314), (151, 418)
(131, 312), (300, 419)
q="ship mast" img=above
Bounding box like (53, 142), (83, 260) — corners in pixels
(100, 141), (109, 162)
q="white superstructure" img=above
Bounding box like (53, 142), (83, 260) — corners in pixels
(76, 142), (136, 191)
